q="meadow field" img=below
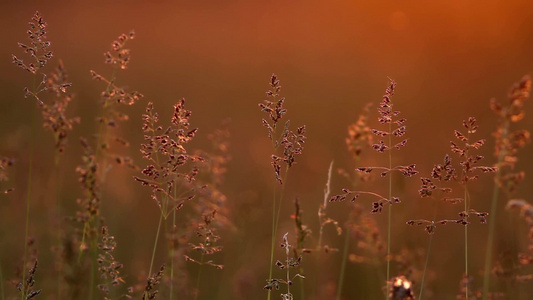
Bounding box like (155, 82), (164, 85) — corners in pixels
(0, 2), (532, 299)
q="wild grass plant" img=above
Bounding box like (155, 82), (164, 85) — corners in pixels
(2, 10), (533, 300)
(259, 74), (306, 300)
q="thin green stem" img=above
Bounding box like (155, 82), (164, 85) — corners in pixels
(464, 131), (471, 300)
(482, 118), (509, 300)
(193, 253), (205, 300)
(54, 153), (63, 300)
(144, 106), (165, 300)
(274, 170), (289, 252)
(317, 161), (334, 252)
(94, 69), (117, 180)
(336, 226), (351, 300)
(385, 119), (392, 299)
(169, 185), (177, 300)
(267, 168), (289, 300)
(145, 211), (164, 299)
(465, 186), (469, 300)
(419, 200), (438, 300)
(267, 184), (277, 300)
(286, 248), (291, 297)
(79, 68), (118, 299)
(419, 234), (434, 300)
(336, 157), (363, 300)
(482, 177), (500, 299)
(21, 100), (38, 300)
(151, 212), (164, 264)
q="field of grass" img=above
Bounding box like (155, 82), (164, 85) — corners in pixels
(0, 3), (532, 300)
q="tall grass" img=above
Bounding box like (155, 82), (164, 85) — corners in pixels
(2, 10), (533, 300)
(12, 11), (54, 300)
(330, 79), (418, 297)
(483, 76), (531, 299)
(259, 74), (306, 300)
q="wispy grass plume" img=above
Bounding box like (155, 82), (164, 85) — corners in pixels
(259, 74), (306, 300)
(330, 79), (418, 298)
(483, 75), (531, 299)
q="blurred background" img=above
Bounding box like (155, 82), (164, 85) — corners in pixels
(0, 0), (532, 299)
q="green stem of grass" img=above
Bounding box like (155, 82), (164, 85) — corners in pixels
(169, 184), (177, 300)
(313, 161), (334, 298)
(465, 186), (469, 300)
(94, 69), (117, 182)
(464, 133), (470, 300)
(80, 69), (118, 299)
(21, 100), (38, 300)
(267, 168), (289, 300)
(336, 226), (351, 300)
(285, 248), (291, 297)
(145, 210), (164, 299)
(482, 118), (509, 300)
(193, 253), (205, 300)
(336, 157), (362, 300)
(385, 118), (392, 299)
(144, 106), (166, 300)
(419, 233), (434, 300)
(482, 176), (500, 300)
(54, 153), (63, 300)
(419, 200), (438, 300)
(267, 185), (278, 295)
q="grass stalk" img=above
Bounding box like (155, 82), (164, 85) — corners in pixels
(385, 112), (393, 299)
(169, 183), (178, 300)
(267, 185), (277, 300)
(142, 104), (166, 300)
(482, 178), (500, 299)
(418, 201), (438, 300)
(267, 168), (289, 300)
(145, 210), (164, 299)
(482, 118), (509, 299)
(285, 244), (291, 297)
(21, 91), (38, 300)
(464, 186), (469, 299)
(54, 153), (63, 300)
(419, 233), (434, 300)
(94, 69), (117, 183)
(464, 132), (471, 300)
(193, 253), (205, 300)
(336, 225), (351, 300)
(79, 68), (118, 298)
